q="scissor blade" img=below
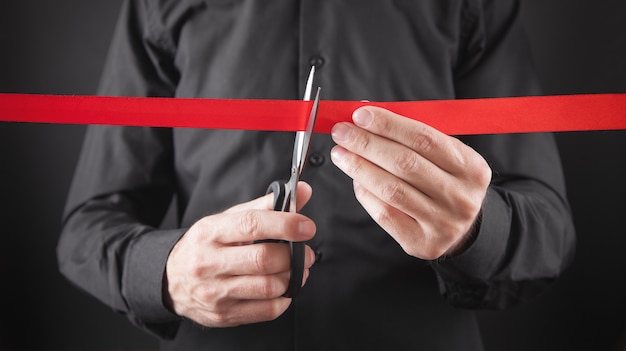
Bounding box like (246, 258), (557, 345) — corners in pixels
(292, 65), (319, 176)
(293, 87), (320, 176)
(303, 88), (320, 145)
(303, 66), (315, 101)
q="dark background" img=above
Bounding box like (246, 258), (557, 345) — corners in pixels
(1, 1), (625, 350)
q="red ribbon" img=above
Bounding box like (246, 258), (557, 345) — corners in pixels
(1, 93), (625, 134)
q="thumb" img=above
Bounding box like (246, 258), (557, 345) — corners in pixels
(224, 181), (313, 213)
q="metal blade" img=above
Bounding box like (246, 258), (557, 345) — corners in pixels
(292, 66), (319, 176)
(303, 66), (315, 101)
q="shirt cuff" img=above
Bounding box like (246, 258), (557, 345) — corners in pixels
(122, 227), (186, 324)
(431, 187), (511, 282)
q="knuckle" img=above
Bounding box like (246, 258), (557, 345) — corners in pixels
(411, 132), (435, 153)
(266, 300), (288, 320)
(186, 220), (207, 243)
(184, 252), (216, 278)
(373, 206), (397, 231)
(189, 263), (205, 279)
(372, 110), (390, 131)
(208, 311), (233, 326)
(466, 153), (492, 185)
(344, 154), (365, 177)
(379, 182), (408, 205)
(352, 131), (371, 153)
(252, 245), (273, 273)
(239, 210), (261, 238)
(452, 190), (484, 223)
(198, 284), (222, 306)
(395, 151), (419, 174)
(257, 277), (282, 299)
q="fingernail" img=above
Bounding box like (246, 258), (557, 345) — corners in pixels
(353, 107), (373, 127)
(330, 146), (345, 164)
(331, 123), (353, 142)
(303, 268), (311, 285)
(299, 220), (316, 237)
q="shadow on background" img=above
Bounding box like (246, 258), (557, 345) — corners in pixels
(0, 1), (624, 350)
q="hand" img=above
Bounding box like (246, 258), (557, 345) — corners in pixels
(330, 106), (491, 260)
(164, 182), (316, 327)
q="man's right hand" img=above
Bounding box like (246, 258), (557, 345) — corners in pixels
(164, 182), (316, 327)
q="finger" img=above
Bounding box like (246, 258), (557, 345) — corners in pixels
(294, 181), (314, 211)
(191, 297), (292, 328)
(220, 266), (312, 301)
(351, 181), (448, 260)
(331, 121), (453, 199)
(225, 181), (313, 214)
(218, 243), (316, 276)
(206, 209), (316, 245)
(227, 298), (292, 326)
(222, 272), (291, 300)
(330, 145), (438, 220)
(351, 106), (472, 175)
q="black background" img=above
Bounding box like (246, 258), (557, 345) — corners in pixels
(1, 1), (625, 350)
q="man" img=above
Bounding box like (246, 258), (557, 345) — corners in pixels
(58, 0), (575, 350)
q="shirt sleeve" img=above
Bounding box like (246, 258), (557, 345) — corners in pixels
(430, 0), (576, 309)
(57, 0), (183, 338)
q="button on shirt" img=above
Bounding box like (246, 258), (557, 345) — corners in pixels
(58, 1), (576, 350)
(308, 153), (325, 167)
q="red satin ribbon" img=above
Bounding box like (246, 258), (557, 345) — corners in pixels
(1, 93), (625, 134)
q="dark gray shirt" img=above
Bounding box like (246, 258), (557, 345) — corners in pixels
(58, 0), (576, 350)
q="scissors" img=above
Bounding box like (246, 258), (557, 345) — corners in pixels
(265, 66), (320, 298)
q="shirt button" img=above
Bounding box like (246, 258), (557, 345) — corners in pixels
(315, 250), (323, 262)
(308, 55), (325, 68)
(308, 153), (325, 167)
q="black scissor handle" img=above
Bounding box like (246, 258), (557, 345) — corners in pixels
(264, 180), (305, 298)
(267, 180), (289, 211)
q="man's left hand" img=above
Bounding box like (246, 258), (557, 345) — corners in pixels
(330, 106), (492, 260)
